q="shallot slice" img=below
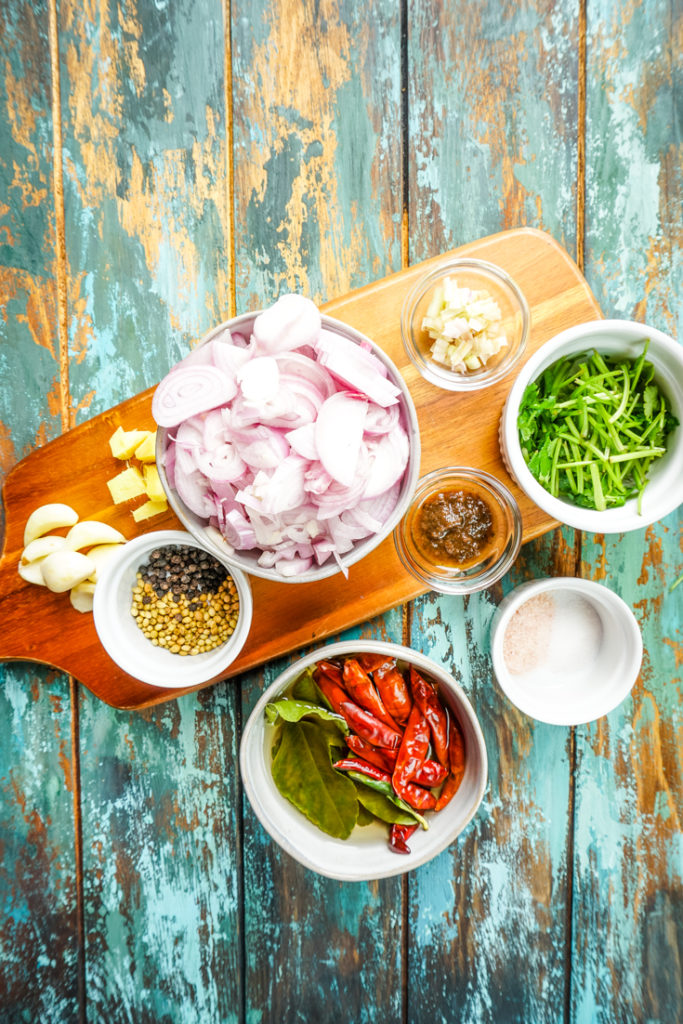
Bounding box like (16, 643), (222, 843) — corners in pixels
(153, 364), (237, 428)
(315, 392), (367, 487)
(315, 330), (400, 407)
(252, 294), (321, 354)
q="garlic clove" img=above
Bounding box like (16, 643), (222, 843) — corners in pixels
(86, 543), (126, 582)
(65, 521), (126, 552)
(23, 503), (79, 546)
(18, 560), (49, 586)
(40, 551), (96, 593)
(21, 536), (69, 565)
(70, 581), (97, 613)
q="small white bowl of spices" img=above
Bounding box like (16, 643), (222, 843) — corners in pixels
(490, 577), (642, 725)
(93, 529), (252, 687)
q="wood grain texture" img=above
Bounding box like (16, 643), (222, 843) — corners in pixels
(572, 1), (683, 1020)
(404, 2), (584, 1021)
(53, 0), (243, 1020)
(0, 3), (79, 1021)
(0, 230), (601, 709)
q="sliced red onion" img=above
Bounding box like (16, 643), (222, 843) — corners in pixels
(315, 330), (400, 407)
(315, 392), (367, 487)
(364, 401), (400, 436)
(223, 508), (258, 549)
(230, 424), (290, 469)
(252, 294), (321, 354)
(175, 466), (213, 518)
(286, 423), (318, 460)
(362, 427), (410, 498)
(238, 356), (280, 403)
(153, 364), (238, 427)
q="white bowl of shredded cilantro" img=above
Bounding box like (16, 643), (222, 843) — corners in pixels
(500, 320), (683, 532)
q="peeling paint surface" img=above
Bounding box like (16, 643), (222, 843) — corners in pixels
(0, 0), (681, 1022)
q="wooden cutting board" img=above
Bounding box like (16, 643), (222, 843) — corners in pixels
(0, 228), (601, 709)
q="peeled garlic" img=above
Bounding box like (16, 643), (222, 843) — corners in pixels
(21, 536), (69, 565)
(18, 536), (70, 586)
(40, 551), (95, 593)
(85, 543), (125, 583)
(70, 581), (97, 613)
(18, 560), (49, 586)
(65, 520), (126, 551)
(23, 503), (79, 546)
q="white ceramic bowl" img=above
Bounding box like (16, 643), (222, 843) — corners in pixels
(156, 311), (421, 584)
(93, 530), (253, 687)
(500, 319), (683, 532)
(490, 577), (642, 725)
(240, 640), (488, 881)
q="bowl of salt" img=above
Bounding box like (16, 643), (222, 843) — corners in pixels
(490, 578), (642, 725)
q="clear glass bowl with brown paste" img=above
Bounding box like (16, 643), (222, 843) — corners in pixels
(394, 466), (522, 594)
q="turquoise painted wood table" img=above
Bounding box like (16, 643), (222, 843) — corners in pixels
(1, 2), (680, 1022)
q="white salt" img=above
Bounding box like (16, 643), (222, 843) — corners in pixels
(503, 589), (604, 685)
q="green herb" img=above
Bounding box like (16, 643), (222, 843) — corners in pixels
(354, 785), (420, 827)
(517, 341), (678, 512)
(265, 698), (348, 733)
(271, 720), (357, 839)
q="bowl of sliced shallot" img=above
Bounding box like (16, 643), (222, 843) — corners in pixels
(152, 294), (421, 582)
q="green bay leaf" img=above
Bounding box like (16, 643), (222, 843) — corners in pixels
(271, 720), (358, 839)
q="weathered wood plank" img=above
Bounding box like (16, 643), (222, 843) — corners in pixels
(232, 2), (407, 1019)
(405, 0), (581, 1019)
(573, 1), (682, 1019)
(55, 0), (243, 1018)
(0, 3), (79, 1020)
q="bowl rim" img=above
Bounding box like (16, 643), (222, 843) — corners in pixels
(92, 528), (253, 688)
(239, 639), (488, 880)
(394, 465), (523, 595)
(501, 318), (683, 532)
(155, 310), (422, 583)
(490, 576), (643, 725)
(400, 257), (530, 392)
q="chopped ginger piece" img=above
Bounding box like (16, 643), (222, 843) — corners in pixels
(143, 464), (166, 503)
(134, 431), (157, 463)
(107, 466), (147, 504)
(132, 499), (168, 522)
(109, 426), (151, 460)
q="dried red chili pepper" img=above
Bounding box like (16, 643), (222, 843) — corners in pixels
(434, 717), (466, 811)
(342, 659), (401, 731)
(392, 703), (433, 808)
(373, 660), (412, 725)
(332, 758), (392, 784)
(313, 664), (349, 717)
(410, 667), (449, 768)
(357, 653), (391, 673)
(346, 734), (397, 772)
(339, 700), (403, 750)
(412, 758), (447, 787)
(389, 822), (419, 855)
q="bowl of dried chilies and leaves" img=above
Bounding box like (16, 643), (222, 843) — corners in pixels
(240, 640), (487, 881)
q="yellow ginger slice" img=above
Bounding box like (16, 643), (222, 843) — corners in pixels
(132, 499), (168, 523)
(107, 466), (147, 504)
(134, 431), (158, 462)
(109, 426), (151, 460)
(143, 464), (166, 503)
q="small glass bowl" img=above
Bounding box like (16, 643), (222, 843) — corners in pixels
(401, 258), (530, 391)
(394, 467), (523, 595)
